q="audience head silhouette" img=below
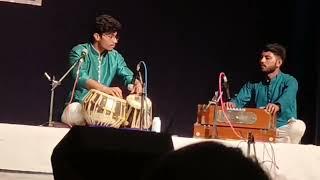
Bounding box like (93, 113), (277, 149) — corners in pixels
(142, 141), (270, 180)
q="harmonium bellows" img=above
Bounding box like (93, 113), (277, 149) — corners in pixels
(193, 104), (277, 142)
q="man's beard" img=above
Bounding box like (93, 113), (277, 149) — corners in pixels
(261, 64), (277, 74)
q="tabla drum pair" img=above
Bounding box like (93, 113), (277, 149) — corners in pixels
(82, 89), (152, 129)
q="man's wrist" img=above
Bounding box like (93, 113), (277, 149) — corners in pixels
(275, 102), (281, 111)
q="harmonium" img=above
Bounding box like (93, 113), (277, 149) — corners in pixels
(193, 104), (276, 142)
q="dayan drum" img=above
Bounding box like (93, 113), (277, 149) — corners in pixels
(82, 89), (127, 128)
(123, 94), (152, 129)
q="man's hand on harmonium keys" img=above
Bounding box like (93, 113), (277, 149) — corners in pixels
(265, 103), (280, 115)
(224, 102), (236, 109)
(224, 102), (280, 115)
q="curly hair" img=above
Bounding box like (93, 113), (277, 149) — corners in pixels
(90, 14), (122, 42)
(94, 14), (121, 34)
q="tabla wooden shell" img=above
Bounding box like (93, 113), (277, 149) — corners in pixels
(123, 94), (152, 129)
(82, 89), (127, 128)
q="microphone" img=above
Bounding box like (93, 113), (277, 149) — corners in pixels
(223, 75), (231, 101)
(129, 61), (142, 91)
(127, 83), (134, 92)
(136, 61), (141, 71)
(76, 49), (88, 77)
(136, 61), (143, 83)
(79, 49), (88, 63)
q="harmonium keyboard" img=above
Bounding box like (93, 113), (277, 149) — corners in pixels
(193, 104), (277, 142)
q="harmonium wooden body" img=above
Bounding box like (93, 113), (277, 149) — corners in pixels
(193, 104), (277, 142)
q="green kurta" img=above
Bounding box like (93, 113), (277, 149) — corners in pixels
(68, 43), (134, 103)
(231, 72), (298, 127)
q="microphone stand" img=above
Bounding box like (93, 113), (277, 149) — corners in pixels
(42, 59), (83, 127)
(247, 132), (258, 162)
(136, 61), (149, 131)
(211, 91), (219, 138)
(138, 70), (147, 130)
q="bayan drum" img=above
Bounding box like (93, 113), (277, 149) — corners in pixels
(124, 94), (152, 129)
(82, 89), (127, 128)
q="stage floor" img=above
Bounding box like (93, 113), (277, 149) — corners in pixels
(1, 123), (320, 180)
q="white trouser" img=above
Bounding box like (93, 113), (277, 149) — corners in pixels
(61, 102), (86, 126)
(275, 118), (306, 144)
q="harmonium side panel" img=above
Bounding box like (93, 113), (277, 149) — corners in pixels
(193, 123), (214, 138)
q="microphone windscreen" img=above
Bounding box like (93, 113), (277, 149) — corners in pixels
(127, 84), (134, 91)
(223, 75), (228, 83)
(81, 49), (88, 56)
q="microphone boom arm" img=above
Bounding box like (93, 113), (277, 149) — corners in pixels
(43, 51), (86, 127)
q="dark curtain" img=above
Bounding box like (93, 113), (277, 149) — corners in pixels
(0, 0), (318, 144)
